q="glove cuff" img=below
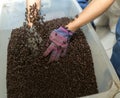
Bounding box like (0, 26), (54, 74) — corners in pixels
(59, 26), (73, 36)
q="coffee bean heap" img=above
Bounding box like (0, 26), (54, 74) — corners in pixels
(7, 3), (98, 98)
(24, 2), (45, 54)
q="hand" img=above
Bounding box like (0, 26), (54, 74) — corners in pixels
(43, 26), (73, 63)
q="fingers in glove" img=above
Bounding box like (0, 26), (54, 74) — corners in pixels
(48, 49), (58, 63)
(54, 49), (62, 61)
(61, 48), (67, 57)
(46, 39), (51, 47)
(43, 43), (56, 57)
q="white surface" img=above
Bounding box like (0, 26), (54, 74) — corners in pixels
(96, 26), (116, 58)
(0, 0), (26, 29)
(0, 0), (120, 98)
(0, 30), (11, 98)
(114, 92), (120, 98)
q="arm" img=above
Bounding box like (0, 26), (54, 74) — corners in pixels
(26, 0), (41, 27)
(66, 0), (115, 32)
(43, 0), (115, 63)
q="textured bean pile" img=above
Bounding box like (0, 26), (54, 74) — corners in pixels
(7, 4), (98, 98)
(7, 17), (98, 98)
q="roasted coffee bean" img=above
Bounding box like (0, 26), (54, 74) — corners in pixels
(7, 17), (98, 98)
(7, 3), (98, 98)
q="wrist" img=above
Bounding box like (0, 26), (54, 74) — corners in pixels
(65, 21), (79, 33)
(59, 26), (73, 36)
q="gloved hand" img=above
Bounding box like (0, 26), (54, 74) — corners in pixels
(43, 26), (73, 63)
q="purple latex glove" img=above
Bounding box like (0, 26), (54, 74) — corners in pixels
(43, 26), (73, 63)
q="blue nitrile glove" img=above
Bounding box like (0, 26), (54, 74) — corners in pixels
(43, 26), (73, 63)
(111, 18), (120, 79)
(77, 0), (89, 9)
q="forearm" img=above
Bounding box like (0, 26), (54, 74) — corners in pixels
(66, 0), (115, 32)
(26, 0), (41, 27)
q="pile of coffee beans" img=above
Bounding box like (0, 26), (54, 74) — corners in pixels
(7, 3), (98, 98)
